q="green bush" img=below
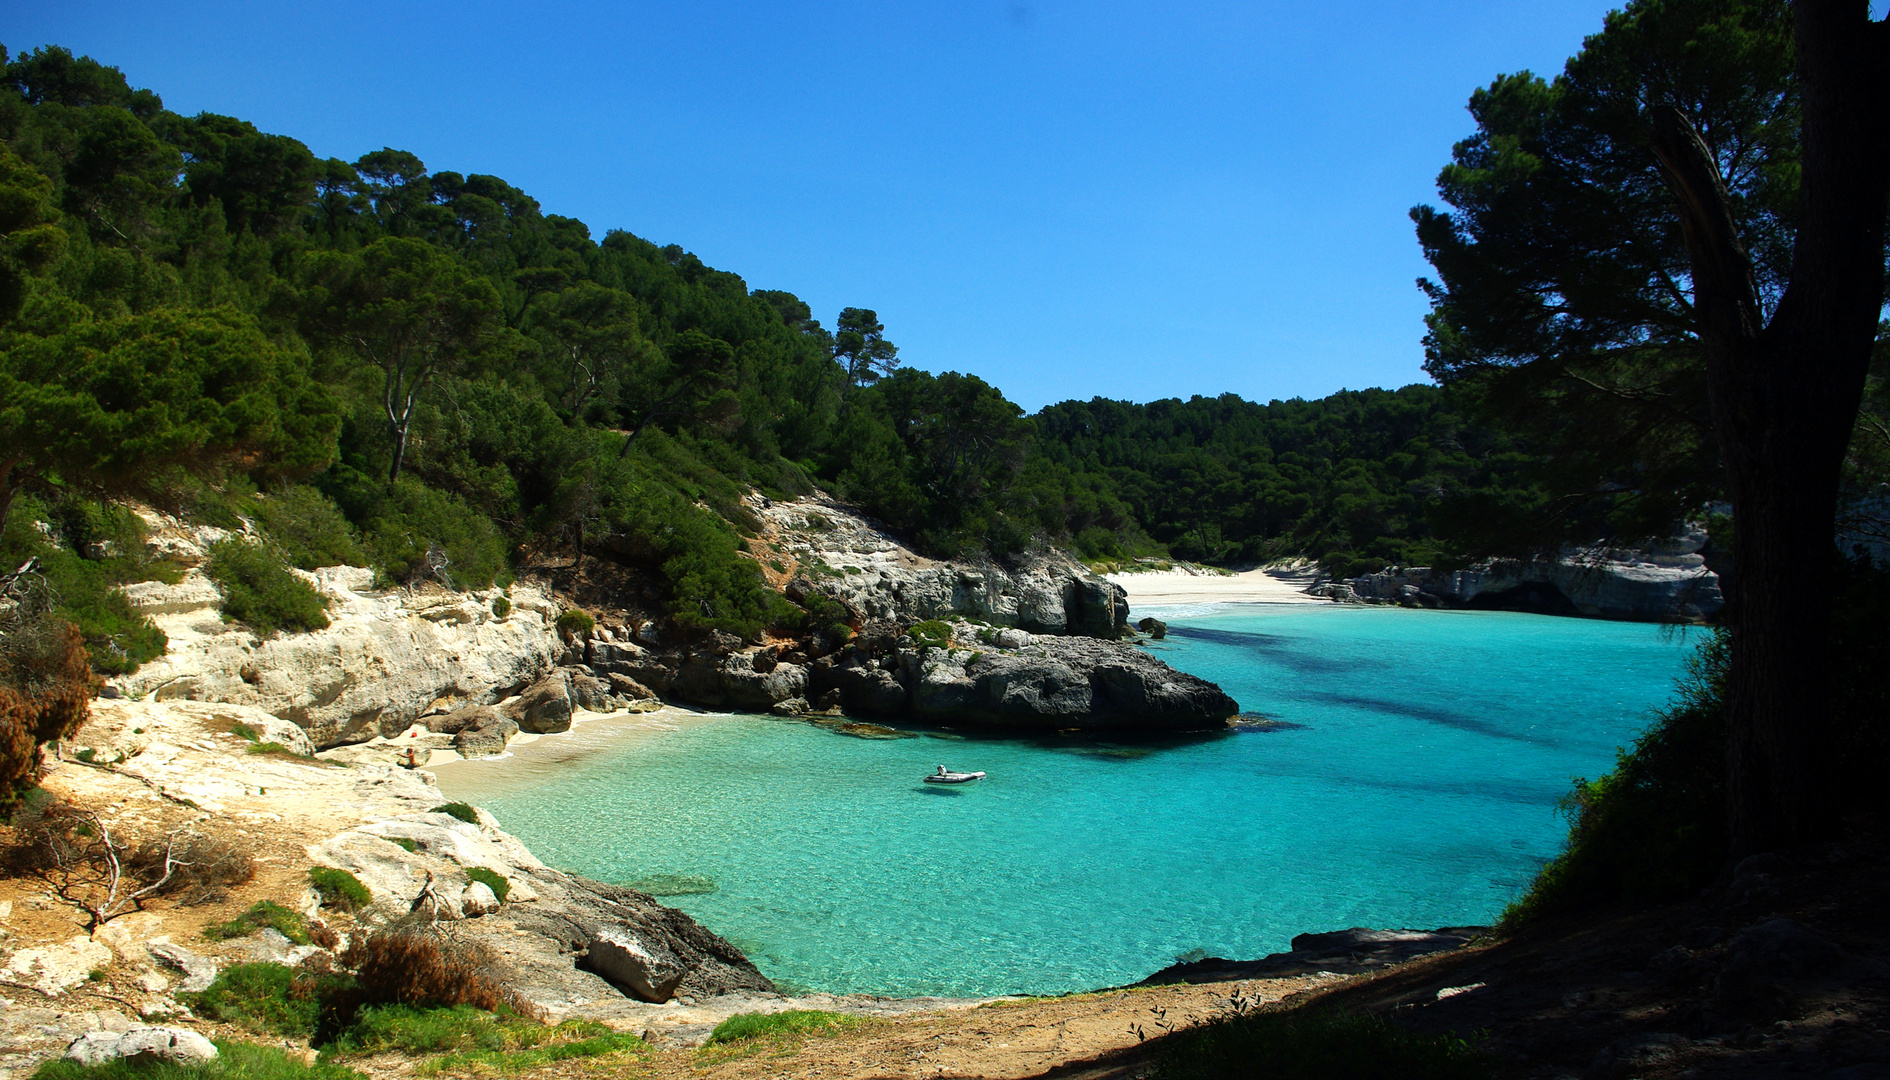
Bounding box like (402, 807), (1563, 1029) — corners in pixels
(324, 1003), (523, 1055)
(906, 620), (953, 651)
(253, 486), (365, 570)
(490, 595), (511, 618)
(2, 496), (168, 674)
(1150, 1009), (1489, 1079)
(464, 866), (510, 903)
(430, 802), (479, 825)
(30, 1037), (365, 1080)
(1499, 632), (1729, 929)
(358, 479), (509, 590)
(705, 1010), (861, 1044)
(205, 539), (330, 636)
(554, 610), (594, 634)
(181, 962), (340, 1037)
(203, 900), (311, 944)
(309, 867), (371, 912)
(1501, 556), (1890, 930)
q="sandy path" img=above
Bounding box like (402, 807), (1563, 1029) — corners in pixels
(1106, 565), (1328, 610)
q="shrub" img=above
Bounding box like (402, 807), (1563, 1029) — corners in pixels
(2, 501), (168, 674)
(205, 539), (330, 636)
(320, 931), (533, 1041)
(309, 867), (371, 912)
(358, 479), (509, 590)
(204, 900), (311, 944)
(1499, 632), (1730, 929)
(906, 620), (953, 651)
(430, 802), (479, 825)
(30, 1036), (366, 1080)
(1150, 1009), (1489, 1079)
(1, 615), (95, 814)
(490, 595), (510, 618)
(253, 486), (365, 571)
(464, 866), (509, 903)
(182, 962), (343, 1037)
(705, 1010), (861, 1044)
(126, 833), (255, 905)
(554, 610), (594, 635)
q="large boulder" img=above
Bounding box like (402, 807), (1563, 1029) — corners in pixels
(821, 630), (1237, 733)
(585, 927), (687, 1002)
(452, 714), (518, 758)
(502, 673), (574, 734)
(65, 1028), (218, 1068)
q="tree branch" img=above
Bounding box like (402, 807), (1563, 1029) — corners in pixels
(1646, 105), (1765, 354)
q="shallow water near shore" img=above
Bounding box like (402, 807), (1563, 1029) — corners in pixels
(438, 605), (1695, 998)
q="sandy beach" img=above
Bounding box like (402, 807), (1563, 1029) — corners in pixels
(1107, 563), (1329, 610)
(425, 705), (725, 798)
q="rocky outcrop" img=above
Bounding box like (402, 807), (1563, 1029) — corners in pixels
(1136, 926), (1484, 985)
(1308, 530), (1723, 622)
(584, 618), (1237, 733)
(501, 672), (576, 734)
(64, 1028), (218, 1068)
(310, 806), (773, 1012)
(110, 566), (563, 748)
(752, 495), (1129, 638)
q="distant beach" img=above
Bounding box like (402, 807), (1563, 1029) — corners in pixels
(1107, 564), (1328, 609)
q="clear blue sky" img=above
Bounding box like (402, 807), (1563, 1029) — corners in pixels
(7, 1), (1627, 412)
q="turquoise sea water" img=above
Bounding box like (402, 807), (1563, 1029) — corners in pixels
(453, 605), (1694, 998)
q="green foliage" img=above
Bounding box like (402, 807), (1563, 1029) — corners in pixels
(343, 477), (508, 590)
(490, 595), (510, 617)
(906, 620), (953, 651)
(323, 1003), (527, 1056)
(1150, 1009), (1489, 1079)
(705, 1010), (862, 1045)
(463, 866), (509, 903)
(203, 900), (310, 944)
(205, 539), (330, 635)
(251, 486), (364, 570)
(554, 609), (593, 634)
(1503, 556), (1890, 928)
(30, 1037), (365, 1080)
(1411, 0), (1796, 551)
(308, 866), (371, 912)
(182, 962), (338, 1036)
(2, 495), (167, 673)
(429, 801), (478, 824)
(0, 303), (340, 538)
(422, 1025), (647, 1076)
(1031, 388), (1492, 572)
(1500, 632), (1728, 928)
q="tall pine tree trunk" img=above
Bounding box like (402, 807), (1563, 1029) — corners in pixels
(1652, 0), (1888, 855)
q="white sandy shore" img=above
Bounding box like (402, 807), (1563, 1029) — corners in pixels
(1107, 564), (1329, 610)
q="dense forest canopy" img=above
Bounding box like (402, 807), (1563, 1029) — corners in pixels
(1, 32), (1879, 681)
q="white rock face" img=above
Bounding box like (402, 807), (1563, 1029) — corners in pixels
(461, 881), (501, 917)
(111, 565), (561, 747)
(65, 1027), (218, 1067)
(750, 495), (1125, 635)
(3, 935), (115, 995)
(145, 941), (218, 993)
(587, 927), (686, 1003)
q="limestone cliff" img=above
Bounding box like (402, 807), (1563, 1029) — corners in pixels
(109, 566), (562, 748)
